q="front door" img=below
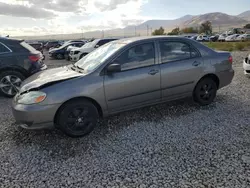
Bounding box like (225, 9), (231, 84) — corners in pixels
(104, 42), (161, 113)
(158, 40), (204, 100)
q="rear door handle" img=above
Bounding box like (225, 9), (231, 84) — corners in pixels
(192, 61), (201, 66)
(148, 69), (159, 75)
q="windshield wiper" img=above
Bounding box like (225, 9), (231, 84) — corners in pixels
(71, 64), (84, 73)
(76, 65), (84, 70)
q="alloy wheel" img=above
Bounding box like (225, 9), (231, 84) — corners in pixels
(66, 107), (93, 133)
(0, 75), (22, 96)
(199, 83), (216, 102)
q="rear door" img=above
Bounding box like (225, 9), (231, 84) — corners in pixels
(104, 42), (161, 112)
(158, 40), (204, 100)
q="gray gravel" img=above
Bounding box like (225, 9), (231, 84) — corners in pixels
(0, 51), (250, 187)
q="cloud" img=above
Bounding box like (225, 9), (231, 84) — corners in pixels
(94, 0), (139, 12)
(24, 0), (88, 13)
(0, 2), (56, 19)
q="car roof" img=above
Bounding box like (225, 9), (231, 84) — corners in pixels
(114, 36), (193, 44)
(0, 37), (23, 43)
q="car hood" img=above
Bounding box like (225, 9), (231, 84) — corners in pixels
(20, 66), (83, 93)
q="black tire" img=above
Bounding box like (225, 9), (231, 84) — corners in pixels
(193, 78), (217, 106)
(56, 54), (64, 59)
(56, 99), (99, 137)
(0, 70), (25, 98)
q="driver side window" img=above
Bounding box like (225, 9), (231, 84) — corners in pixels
(115, 43), (155, 71)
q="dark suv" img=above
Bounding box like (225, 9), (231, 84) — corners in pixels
(0, 37), (47, 97)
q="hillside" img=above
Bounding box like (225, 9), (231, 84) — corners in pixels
(238, 10), (250, 21)
(14, 10), (250, 40)
(183, 12), (248, 27)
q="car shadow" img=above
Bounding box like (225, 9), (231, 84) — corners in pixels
(6, 95), (233, 161)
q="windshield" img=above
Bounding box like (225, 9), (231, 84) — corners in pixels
(20, 41), (37, 52)
(74, 41), (126, 73)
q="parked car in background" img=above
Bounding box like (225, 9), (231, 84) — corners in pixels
(196, 35), (210, 42)
(236, 34), (250, 41)
(209, 35), (219, 42)
(44, 41), (61, 50)
(218, 34), (227, 42)
(49, 41), (85, 59)
(69, 38), (118, 62)
(12, 36), (234, 137)
(65, 42), (86, 60)
(190, 35), (198, 40)
(225, 34), (240, 42)
(0, 37), (47, 97)
(243, 53), (250, 76)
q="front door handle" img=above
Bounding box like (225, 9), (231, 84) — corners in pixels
(148, 69), (159, 75)
(192, 61), (201, 66)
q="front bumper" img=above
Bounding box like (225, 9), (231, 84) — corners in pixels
(12, 101), (61, 130)
(243, 58), (250, 75)
(69, 54), (79, 62)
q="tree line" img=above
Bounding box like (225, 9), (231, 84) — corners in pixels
(152, 21), (250, 36)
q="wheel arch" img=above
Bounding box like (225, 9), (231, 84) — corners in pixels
(196, 73), (220, 89)
(0, 66), (29, 77)
(54, 96), (103, 125)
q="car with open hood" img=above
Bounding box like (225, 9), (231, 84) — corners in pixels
(12, 36), (234, 137)
(49, 41), (85, 59)
(69, 38), (118, 62)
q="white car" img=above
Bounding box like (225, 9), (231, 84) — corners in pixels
(225, 34), (240, 42)
(236, 34), (250, 41)
(218, 34), (227, 42)
(243, 54), (250, 76)
(196, 35), (210, 42)
(69, 38), (117, 62)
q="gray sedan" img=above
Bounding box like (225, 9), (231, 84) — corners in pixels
(12, 36), (234, 137)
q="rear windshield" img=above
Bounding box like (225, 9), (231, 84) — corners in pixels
(20, 41), (37, 52)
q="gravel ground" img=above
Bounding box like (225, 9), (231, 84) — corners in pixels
(0, 51), (250, 187)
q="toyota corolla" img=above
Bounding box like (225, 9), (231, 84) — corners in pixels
(12, 36), (234, 137)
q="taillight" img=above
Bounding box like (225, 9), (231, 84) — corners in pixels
(29, 55), (40, 62)
(228, 56), (233, 64)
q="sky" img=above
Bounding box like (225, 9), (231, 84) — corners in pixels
(0, 0), (250, 36)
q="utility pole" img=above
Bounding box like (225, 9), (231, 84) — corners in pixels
(135, 26), (137, 36)
(150, 27), (152, 36)
(147, 25), (149, 36)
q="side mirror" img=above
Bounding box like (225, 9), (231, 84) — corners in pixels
(107, 63), (121, 73)
(95, 44), (99, 48)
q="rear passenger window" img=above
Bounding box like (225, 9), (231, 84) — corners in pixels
(0, 43), (10, 53)
(115, 43), (155, 71)
(160, 41), (199, 63)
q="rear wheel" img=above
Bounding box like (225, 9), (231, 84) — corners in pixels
(193, 78), (217, 106)
(56, 99), (99, 137)
(0, 71), (25, 97)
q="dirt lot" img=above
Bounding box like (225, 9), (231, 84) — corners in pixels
(0, 51), (249, 187)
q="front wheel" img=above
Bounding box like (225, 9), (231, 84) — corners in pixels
(0, 71), (25, 97)
(56, 54), (64, 59)
(193, 78), (217, 106)
(56, 99), (99, 137)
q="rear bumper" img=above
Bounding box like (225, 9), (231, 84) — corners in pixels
(12, 101), (61, 130)
(217, 69), (234, 89)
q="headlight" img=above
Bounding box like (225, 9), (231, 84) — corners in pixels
(18, 91), (46, 104)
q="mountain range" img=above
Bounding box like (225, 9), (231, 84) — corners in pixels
(20, 10), (250, 40)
